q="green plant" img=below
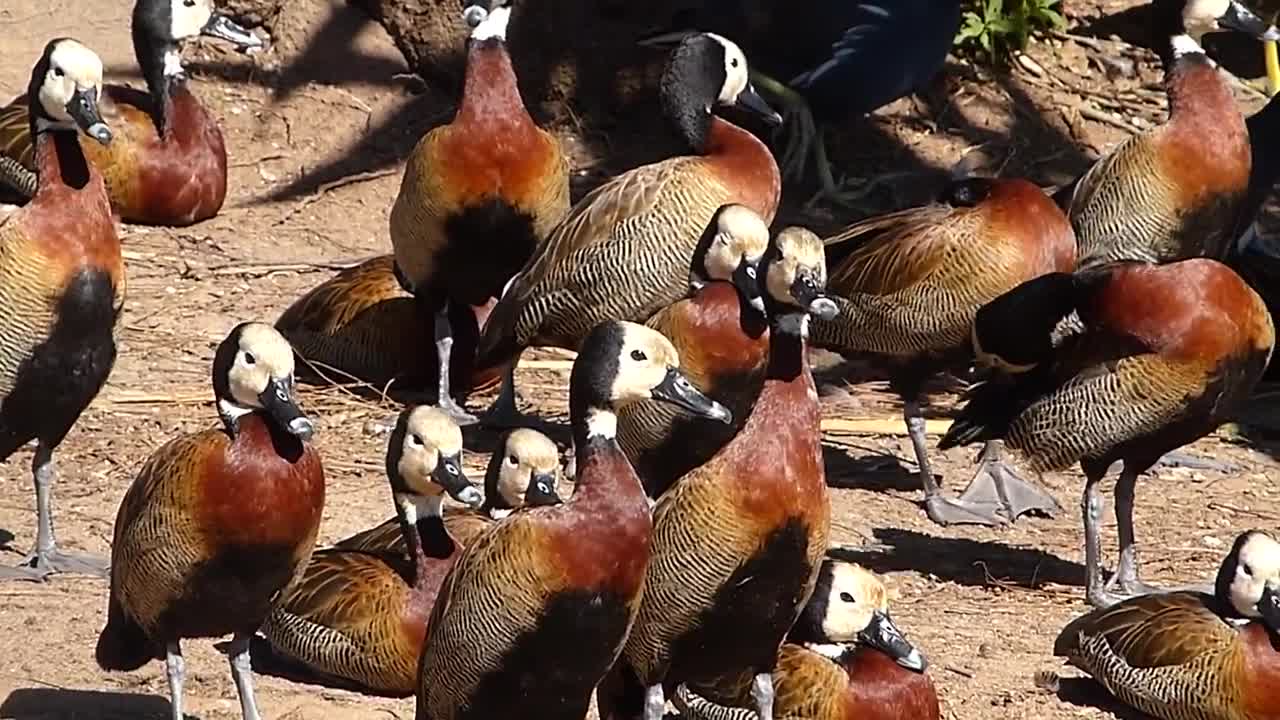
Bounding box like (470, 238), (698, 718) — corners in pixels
(954, 0), (1066, 62)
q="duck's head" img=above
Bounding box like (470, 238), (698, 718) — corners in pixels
(693, 204), (770, 313)
(213, 322), (314, 440)
(387, 406), (483, 519)
(660, 33), (781, 149)
(798, 560), (927, 672)
(133, 0), (261, 74)
(571, 321), (731, 439)
(1217, 530), (1280, 631)
(462, 0), (513, 42)
(763, 227), (838, 328)
(29, 39), (111, 145)
(1156, 0), (1280, 56)
(485, 428), (563, 511)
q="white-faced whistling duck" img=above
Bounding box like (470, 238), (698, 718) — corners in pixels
(389, 0), (570, 425)
(0, 0), (261, 226)
(617, 203), (771, 499)
(474, 31), (783, 427)
(0, 39), (121, 581)
(601, 227), (836, 720)
(416, 320), (731, 720)
(96, 323), (324, 720)
(1055, 530), (1280, 720)
(1053, 0), (1279, 268)
(254, 406), (483, 697)
(810, 176), (1077, 527)
(275, 255), (504, 399)
(939, 259), (1274, 607)
(334, 426), (564, 556)
(676, 560), (938, 720)
(640, 0), (962, 204)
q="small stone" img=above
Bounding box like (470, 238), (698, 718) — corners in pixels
(1203, 535), (1224, 548)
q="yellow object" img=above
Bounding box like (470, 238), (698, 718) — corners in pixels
(1266, 39), (1280, 96)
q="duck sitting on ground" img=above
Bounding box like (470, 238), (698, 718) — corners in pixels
(1055, 529), (1280, 720)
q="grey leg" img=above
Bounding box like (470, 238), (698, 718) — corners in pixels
(751, 673), (775, 720)
(1082, 474), (1124, 608)
(1108, 467), (1167, 597)
(434, 304), (478, 426)
(166, 642), (185, 720)
(643, 683), (665, 720)
(0, 443), (108, 581)
(227, 633), (263, 720)
(908, 401), (1007, 526)
(955, 440), (1062, 522)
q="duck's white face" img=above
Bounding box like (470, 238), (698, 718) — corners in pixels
(608, 323), (683, 406)
(496, 429), (560, 506)
(225, 323), (296, 409)
(170, 0), (216, 41)
(820, 562), (888, 641)
(397, 406), (464, 497)
(703, 205), (770, 282)
(705, 33), (750, 106)
(38, 41), (104, 126)
(1229, 532), (1280, 618)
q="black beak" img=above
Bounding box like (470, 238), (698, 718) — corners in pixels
(732, 258), (765, 314)
(525, 471), (562, 506)
(202, 13), (263, 49)
(433, 452), (482, 508)
(653, 368), (733, 425)
(859, 610), (927, 673)
(66, 86), (111, 146)
(1260, 584), (1280, 632)
(789, 274), (839, 321)
(735, 83), (783, 126)
(1221, 1), (1280, 41)
(258, 377), (313, 441)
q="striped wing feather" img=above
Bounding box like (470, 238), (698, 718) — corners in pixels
(418, 514), (558, 717)
(825, 204), (958, 296)
(1058, 592), (1233, 670)
(624, 466), (757, 679)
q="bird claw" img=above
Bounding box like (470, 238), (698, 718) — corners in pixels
(0, 546), (109, 582)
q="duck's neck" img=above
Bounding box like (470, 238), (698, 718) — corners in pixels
(706, 116), (781, 223)
(571, 405), (620, 463)
(766, 311), (810, 383)
(1164, 41), (1237, 126)
(457, 29), (532, 131)
(30, 126), (91, 194)
(135, 29), (182, 137)
(395, 492), (455, 589)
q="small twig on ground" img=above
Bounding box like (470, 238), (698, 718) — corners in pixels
(1208, 501), (1280, 521)
(207, 258), (370, 278)
(274, 167), (400, 227)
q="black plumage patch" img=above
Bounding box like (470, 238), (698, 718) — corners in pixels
(665, 517), (813, 684)
(439, 198), (539, 308)
(458, 588), (632, 720)
(0, 268), (118, 459)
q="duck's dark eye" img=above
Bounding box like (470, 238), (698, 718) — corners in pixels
(730, 58), (740, 68)
(839, 592), (854, 603)
(410, 434), (423, 446)
(507, 454), (518, 465)
(630, 349), (646, 361)
(53, 67), (64, 78)
(1243, 563), (1254, 576)
(244, 352), (256, 365)
(184, 0), (196, 6)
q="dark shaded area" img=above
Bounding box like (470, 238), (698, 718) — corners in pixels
(822, 443), (921, 493)
(832, 526), (1084, 589)
(1055, 676), (1153, 720)
(0, 688), (181, 720)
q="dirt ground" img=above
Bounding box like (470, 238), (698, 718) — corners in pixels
(0, 0), (1278, 718)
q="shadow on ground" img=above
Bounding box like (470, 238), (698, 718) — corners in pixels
(1, 688), (177, 720)
(832, 526), (1083, 589)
